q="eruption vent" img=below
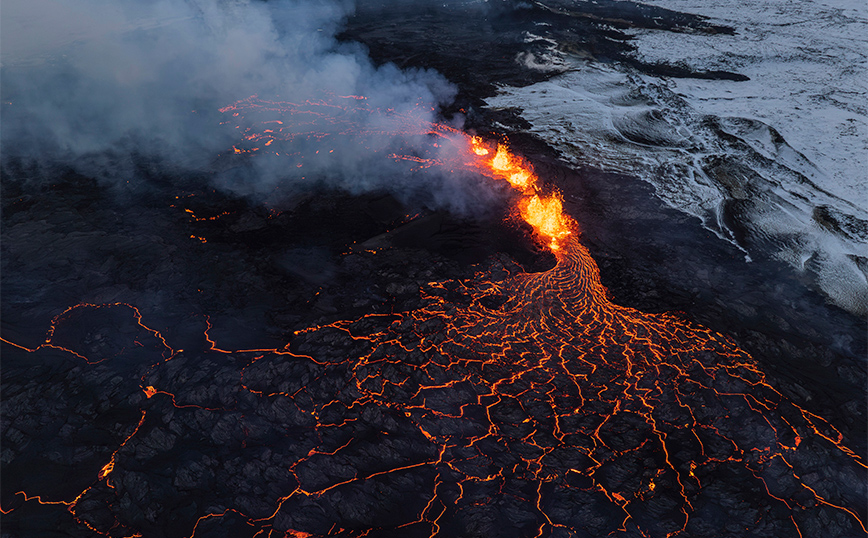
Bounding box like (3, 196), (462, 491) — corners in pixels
(1, 95), (864, 538)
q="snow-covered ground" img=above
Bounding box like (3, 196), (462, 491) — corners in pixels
(628, 0), (867, 206)
(487, 0), (867, 315)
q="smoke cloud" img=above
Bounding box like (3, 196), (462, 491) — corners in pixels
(1, 0), (495, 211)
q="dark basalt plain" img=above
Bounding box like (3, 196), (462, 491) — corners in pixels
(2, 2), (865, 537)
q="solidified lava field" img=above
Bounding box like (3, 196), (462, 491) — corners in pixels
(2, 1), (866, 538)
(2, 132), (865, 538)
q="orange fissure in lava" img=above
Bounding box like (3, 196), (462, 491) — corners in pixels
(3, 96), (863, 538)
(520, 194), (572, 251)
(465, 136), (573, 251)
(217, 95), (575, 253)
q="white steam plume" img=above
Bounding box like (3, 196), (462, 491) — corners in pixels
(1, 0), (493, 211)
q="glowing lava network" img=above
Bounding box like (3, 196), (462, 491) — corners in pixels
(1, 96), (865, 537)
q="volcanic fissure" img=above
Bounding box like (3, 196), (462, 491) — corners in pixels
(1, 96), (865, 537)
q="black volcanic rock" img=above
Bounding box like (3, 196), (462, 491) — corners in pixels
(2, 2), (865, 537)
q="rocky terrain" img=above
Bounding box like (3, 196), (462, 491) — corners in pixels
(2, 1), (865, 537)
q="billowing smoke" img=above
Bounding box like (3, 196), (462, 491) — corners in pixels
(1, 0), (494, 211)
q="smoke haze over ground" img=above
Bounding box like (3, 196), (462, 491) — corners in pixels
(1, 0), (493, 209)
(3, 2), (866, 536)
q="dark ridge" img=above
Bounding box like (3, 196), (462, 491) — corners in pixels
(622, 59), (751, 81)
(533, 0), (736, 35)
(340, 0), (744, 115)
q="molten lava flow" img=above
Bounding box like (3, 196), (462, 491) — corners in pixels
(464, 137), (573, 251)
(213, 95), (573, 251)
(3, 95), (864, 537)
(470, 136), (489, 156)
(491, 144), (533, 189)
(520, 194), (571, 251)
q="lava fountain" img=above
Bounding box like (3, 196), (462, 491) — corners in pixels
(1, 96), (864, 538)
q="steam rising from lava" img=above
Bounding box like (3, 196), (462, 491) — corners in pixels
(217, 93), (574, 244)
(4, 4), (865, 535)
(3, 77), (865, 536)
(1, 0), (459, 205)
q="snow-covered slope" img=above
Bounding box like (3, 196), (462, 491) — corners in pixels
(486, 0), (867, 314)
(628, 0), (866, 205)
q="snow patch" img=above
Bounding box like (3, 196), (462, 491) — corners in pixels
(486, 61), (868, 314)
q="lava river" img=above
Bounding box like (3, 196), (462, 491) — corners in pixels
(1, 98), (865, 538)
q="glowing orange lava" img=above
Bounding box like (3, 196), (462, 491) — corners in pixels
(463, 136), (573, 251)
(214, 95), (574, 252)
(3, 95), (862, 538)
(520, 194), (572, 251)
